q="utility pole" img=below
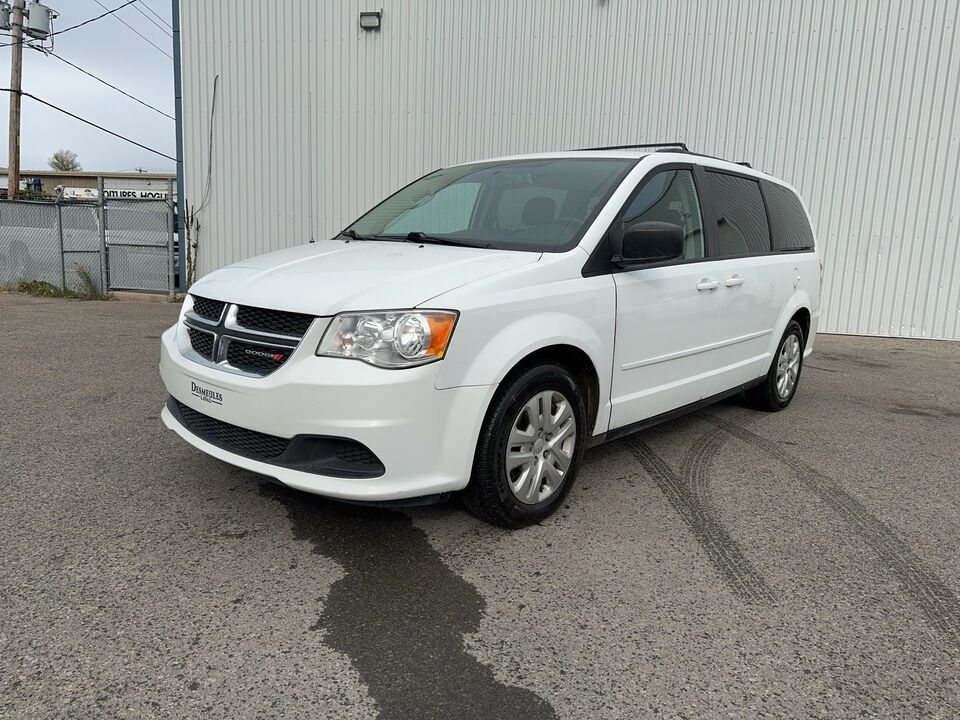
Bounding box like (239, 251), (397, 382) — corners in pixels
(7, 0), (24, 199)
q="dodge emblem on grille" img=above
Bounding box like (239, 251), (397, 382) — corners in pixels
(244, 347), (286, 362)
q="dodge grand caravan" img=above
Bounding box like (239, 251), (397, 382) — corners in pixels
(160, 146), (820, 527)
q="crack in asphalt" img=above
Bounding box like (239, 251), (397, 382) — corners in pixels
(260, 483), (557, 720)
(627, 428), (777, 605)
(708, 414), (960, 645)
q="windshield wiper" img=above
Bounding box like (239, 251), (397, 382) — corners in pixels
(339, 229), (378, 241)
(396, 231), (490, 248)
(341, 229), (490, 248)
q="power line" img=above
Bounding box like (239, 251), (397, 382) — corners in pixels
(127, 0), (172, 38)
(27, 45), (174, 120)
(135, 0), (172, 32)
(1, 88), (176, 161)
(90, 0), (172, 59)
(47, 0), (139, 38)
(6, 1), (173, 56)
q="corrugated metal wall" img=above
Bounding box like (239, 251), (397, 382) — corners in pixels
(180, 0), (960, 339)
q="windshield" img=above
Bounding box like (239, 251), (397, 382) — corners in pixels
(346, 157), (637, 252)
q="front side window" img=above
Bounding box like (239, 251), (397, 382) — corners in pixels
(706, 171), (771, 256)
(620, 168), (704, 260)
(348, 158), (636, 252)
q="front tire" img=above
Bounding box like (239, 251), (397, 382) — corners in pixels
(746, 320), (805, 411)
(462, 363), (587, 528)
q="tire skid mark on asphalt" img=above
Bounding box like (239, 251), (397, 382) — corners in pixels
(803, 364), (839, 373)
(887, 402), (960, 419)
(259, 482), (558, 720)
(708, 414), (960, 645)
(684, 429), (725, 514)
(627, 430), (777, 606)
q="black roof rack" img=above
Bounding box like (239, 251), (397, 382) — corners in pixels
(653, 147), (752, 168)
(572, 142), (754, 168)
(574, 142), (689, 152)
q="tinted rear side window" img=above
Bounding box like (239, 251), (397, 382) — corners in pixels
(763, 181), (815, 251)
(705, 171), (770, 256)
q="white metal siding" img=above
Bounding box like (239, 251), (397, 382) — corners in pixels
(180, 0), (960, 339)
(105, 177), (176, 192)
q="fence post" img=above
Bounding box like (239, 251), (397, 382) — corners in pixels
(97, 176), (107, 292)
(55, 196), (66, 290)
(166, 179), (175, 300)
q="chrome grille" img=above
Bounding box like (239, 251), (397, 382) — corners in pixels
(182, 295), (316, 377)
(188, 327), (215, 359)
(191, 296), (226, 322)
(225, 339), (292, 374)
(236, 306), (313, 337)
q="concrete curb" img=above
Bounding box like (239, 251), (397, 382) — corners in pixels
(112, 291), (182, 303)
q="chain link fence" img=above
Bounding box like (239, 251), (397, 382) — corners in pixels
(0, 182), (176, 296)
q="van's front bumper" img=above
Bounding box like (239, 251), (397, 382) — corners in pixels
(159, 324), (493, 502)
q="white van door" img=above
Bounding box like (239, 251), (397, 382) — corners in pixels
(707, 254), (782, 392)
(609, 167), (724, 428)
(699, 170), (789, 395)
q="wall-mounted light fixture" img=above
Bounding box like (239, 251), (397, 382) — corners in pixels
(359, 11), (381, 31)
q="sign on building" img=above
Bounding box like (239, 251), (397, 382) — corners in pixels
(57, 186), (177, 202)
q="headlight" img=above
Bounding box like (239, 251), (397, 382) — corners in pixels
(317, 310), (458, 368)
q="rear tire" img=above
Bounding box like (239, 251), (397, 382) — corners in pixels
(746, 320), (805, 411)
(462, 363), (586, 528)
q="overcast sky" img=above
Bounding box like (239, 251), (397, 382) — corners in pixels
(1, 0), (174, 173)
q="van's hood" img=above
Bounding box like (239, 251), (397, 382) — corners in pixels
(189, 239), (541, 315)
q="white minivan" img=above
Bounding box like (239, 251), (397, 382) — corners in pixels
(160, 146), (821, 527)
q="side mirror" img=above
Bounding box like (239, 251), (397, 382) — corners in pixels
(613, 221), (684, 266)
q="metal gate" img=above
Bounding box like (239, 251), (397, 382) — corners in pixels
(0, 181), (176, 296)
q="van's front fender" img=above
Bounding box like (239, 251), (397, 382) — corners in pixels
(434, 275), (616, 435)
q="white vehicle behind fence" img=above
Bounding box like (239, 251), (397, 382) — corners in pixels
(160, 146), (821, 527)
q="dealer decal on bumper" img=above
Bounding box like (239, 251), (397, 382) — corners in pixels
(191, 380), (223, 405)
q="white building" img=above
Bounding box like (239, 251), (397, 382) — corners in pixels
(179, 0), (960, 340)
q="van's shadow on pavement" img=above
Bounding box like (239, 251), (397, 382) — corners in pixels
(258, 481), (557, 720)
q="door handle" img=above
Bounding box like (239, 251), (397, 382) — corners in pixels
(725, 274), (745, 287)
(696, 279), (720, 291)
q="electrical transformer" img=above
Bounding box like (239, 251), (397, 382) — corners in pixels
(23, 1), (55, 40)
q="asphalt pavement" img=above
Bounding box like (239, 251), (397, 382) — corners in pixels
(1, 292), (959, 719)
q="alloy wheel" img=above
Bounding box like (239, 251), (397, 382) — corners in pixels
(504, 390), (577, 505)
(776, 334), (801, 399)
